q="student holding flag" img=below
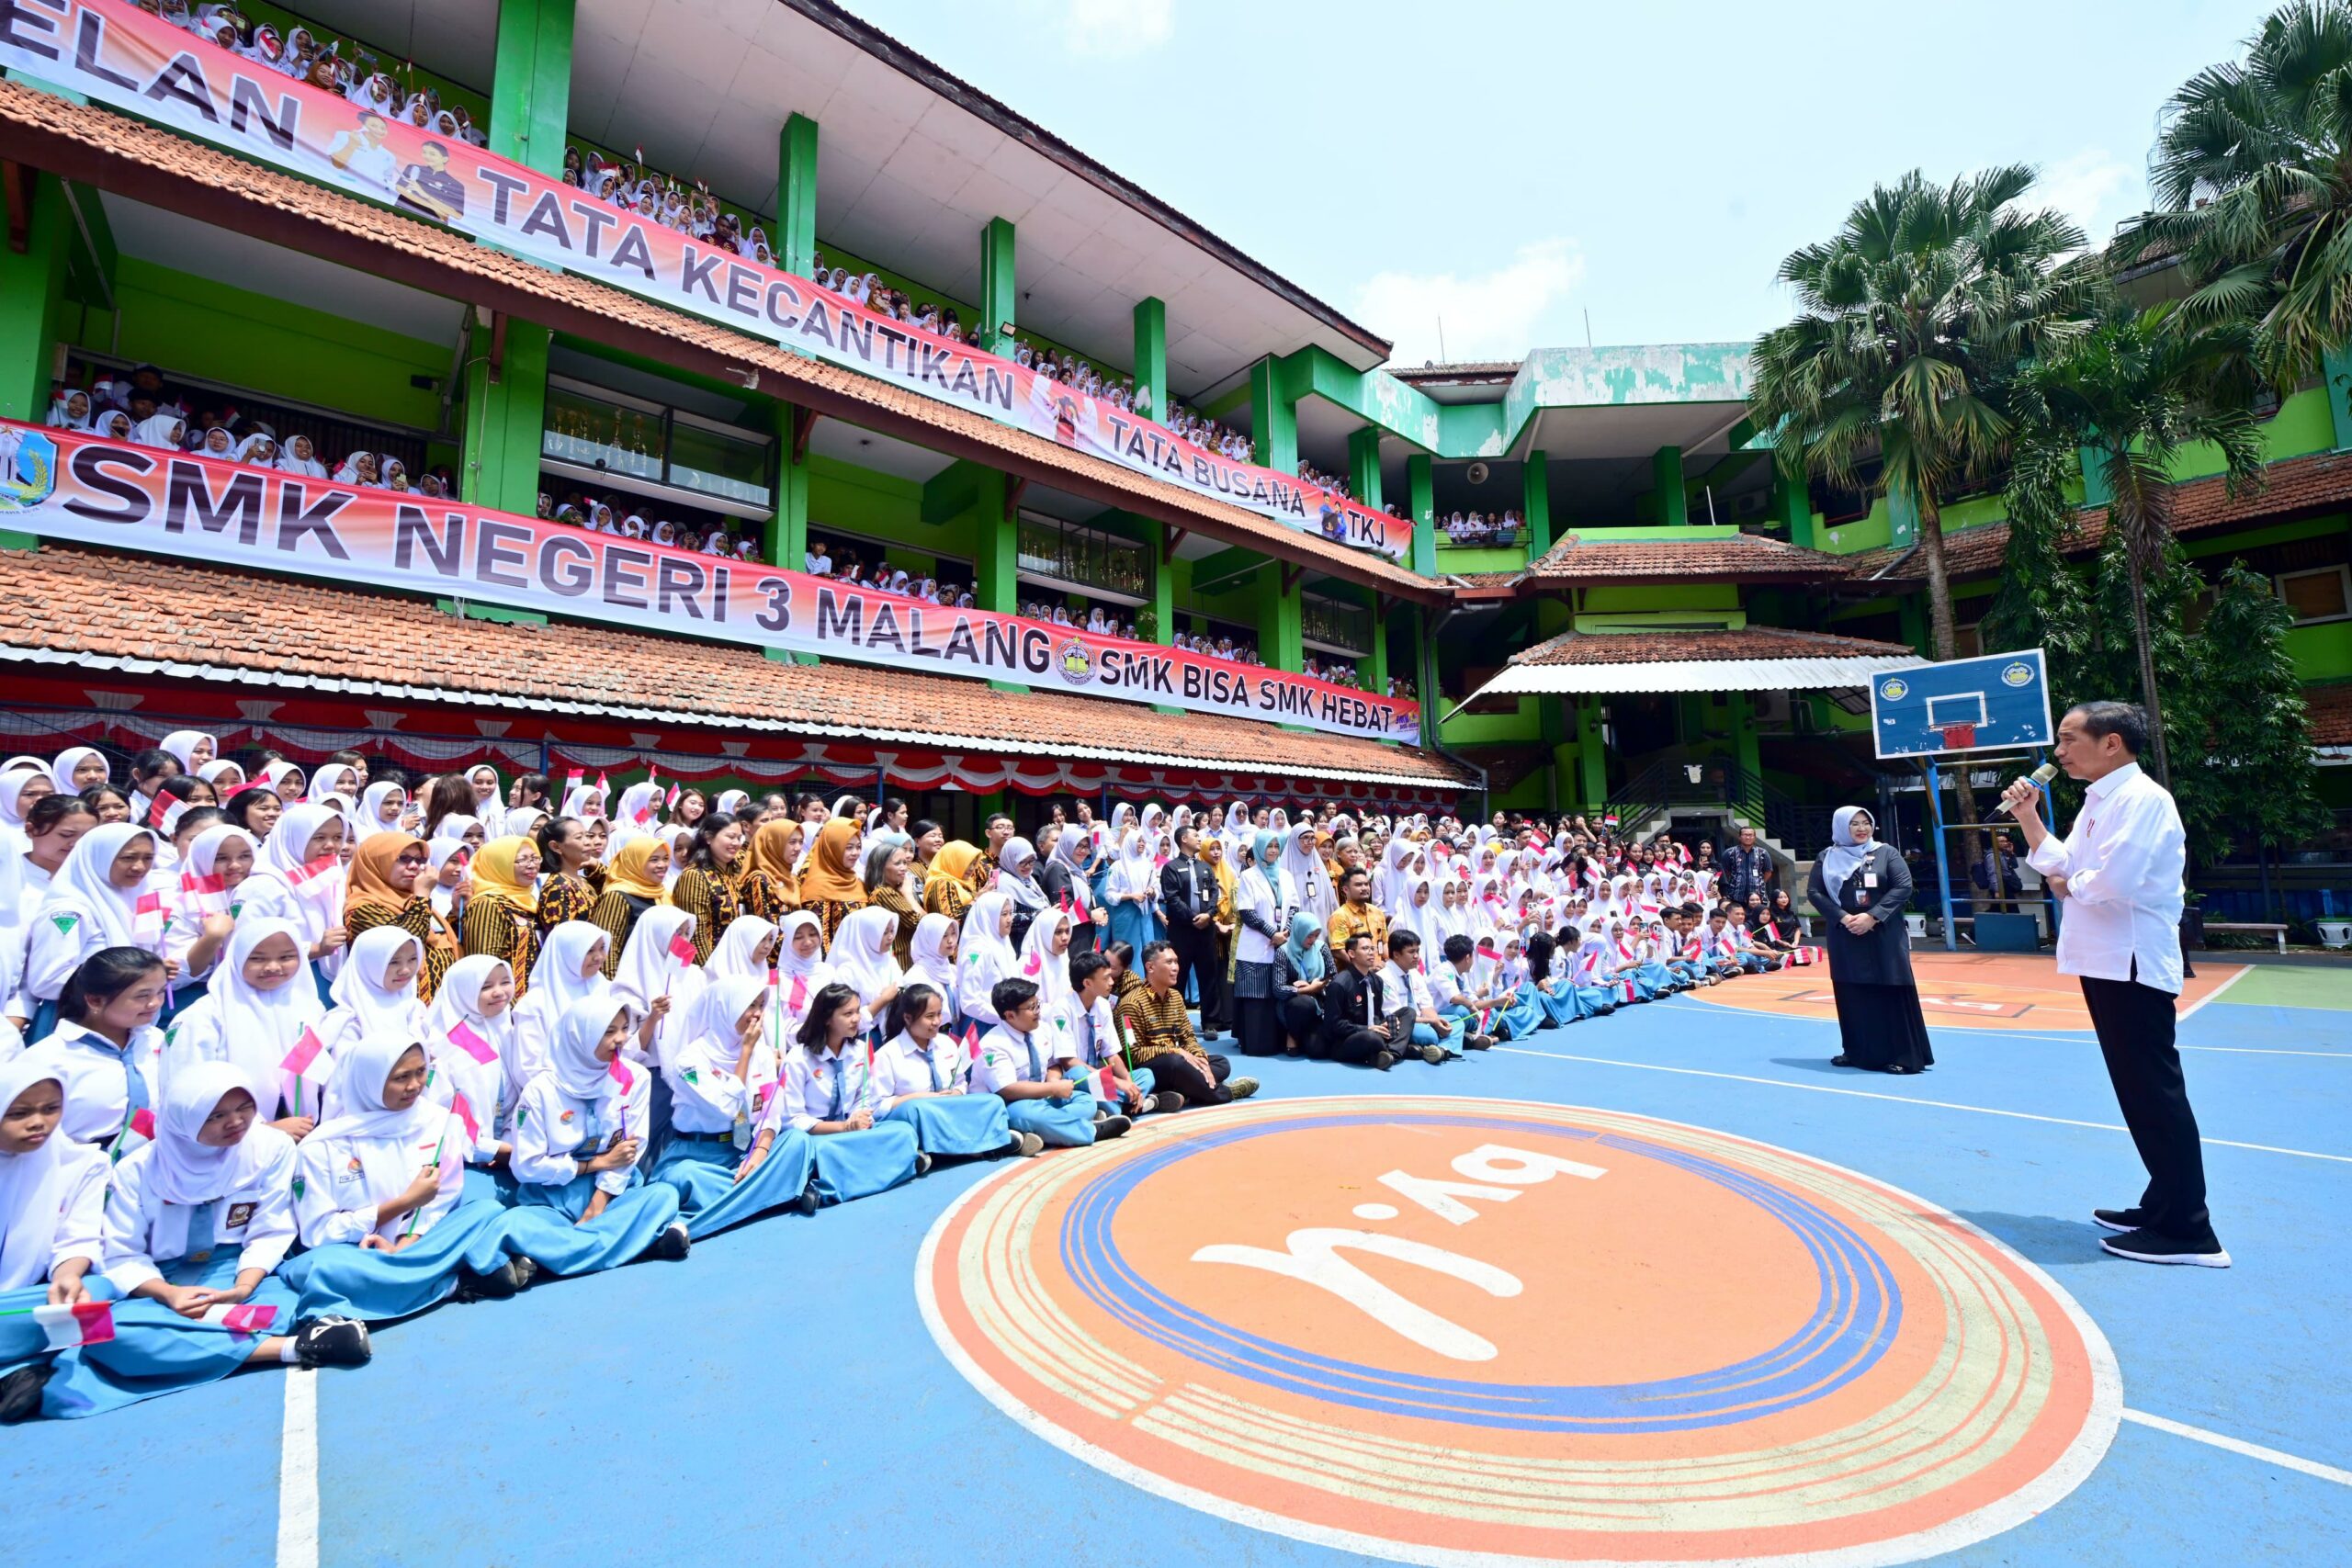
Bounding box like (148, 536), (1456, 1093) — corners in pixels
(237, 804), (351, 998)
(42, 1062), (369, 1420)
(872, 983), (1039, 1158)
(164, 919), (324, 1140)
(651, 976), (819, 1235)
(971, 975), (1114, 1146)
(507, 994), (690, 1271)
(420, 955), (520, 1190)
(1062, 950), (1175, 1119)
(306, 930), (428, 1122)
(19, 949), (170, 1152)
(278, 1033), (532, 1321)
(781, 982), (922, 1203)
(1430, 933), (1515, 1043)
(24, 825), (170, 1041)
(0, 1060), (107, 1424)
(506, 922), (612, 1105)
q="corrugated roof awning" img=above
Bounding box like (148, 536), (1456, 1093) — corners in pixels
(1467, 653), (1924, 697)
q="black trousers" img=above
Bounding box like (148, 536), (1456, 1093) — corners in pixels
(2080, 970), (2215, 1244)
(1236, 996), (1283, 1057)
(1144, 1048), (1232, 1106)
(1311, 1025), (1389, 1066)
(1276, 992), (1322, 1052)
(1173, 930), (1227, 1032)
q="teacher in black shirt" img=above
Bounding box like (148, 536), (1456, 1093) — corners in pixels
(1807, 806), (1933, 1075)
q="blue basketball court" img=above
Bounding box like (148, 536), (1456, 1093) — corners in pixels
(7, 954), (2347, 1568)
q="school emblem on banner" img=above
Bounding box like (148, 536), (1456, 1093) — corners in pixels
(921, 1096), (2120, 1567)
(0, 428), (58, 512)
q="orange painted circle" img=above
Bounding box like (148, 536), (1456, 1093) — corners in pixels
(919, 1096), (2120, 1567)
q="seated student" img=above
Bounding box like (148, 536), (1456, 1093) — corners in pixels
(20, 948), (169, 1154)
(306, 929), (427, 1122)
(871, 983), (1039, 1158)
(0, 1062), (107, 1423)
(279, 1034), (531, 1322)
(781, 983), (922, 1203)
(1382, 931), (1481, 1057)
(1723, 906), (1779, 973)
(1626, 917), (1689, 993)
(1601, 920), (1661, 1002)
(25, 824), (166, 1042)
(1430, 933), (1516, 1043)
(652, 976), (818, 1236)
(507, 921), (612, 1103)
(1112, 941), (1257, 1103)
(1062, 950), (1176, 1119)
(1270, 911), (1332, 1054)
(769, 911), (835, 1044)
(973, 976), (1118, 1146)
(1317, 931), (1409, 1067)
(1694, 908), (1746, 980)
(420, 954), (520, 1191)
(954, 891), (1020, 1032)
(507, 995), (691, 1273)
(1483, 932), (1558, 1036)
(1566, 927), (1627, 1017)
(42, 1063), (369, 1420)
(164, 919), (323, 1142)
(163, 821), (251, 1003)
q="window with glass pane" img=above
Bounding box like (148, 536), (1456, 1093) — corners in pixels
(2278, 567), (2350, 623)
(667, 420), (772, 507)
(542, 386), (662, 480)
(1303, 594), (1370, 652)
(1018, 517), (1059, 576)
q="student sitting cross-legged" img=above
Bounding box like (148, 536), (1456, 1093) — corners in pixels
(781, 982), (922, 1204)
(973, 976), (1117, 1146)
(870, 982), (1041, 1160)
(651, 975), (820, 1236)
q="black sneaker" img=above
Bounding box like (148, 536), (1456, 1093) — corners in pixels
(914, 1152), (934, 1177)
(1419, 1044), (1447, 1066)
(457, 1259), (522, 1302)
(2092, 1207), (2147, 1234)
(0, 1363), (51, 1423)
(795, 1187), (821, 1216)
(1464, 1033), (1496, 1051)
(645, 1220), (692, 1262)
(1373, 1050), (1396, 1071)
(1095, 1113), (1133, 1140)
(1227, 1077), (1259, 1100)
(509, 1257), (539, 1292)
(1148, 1091), (1186, 1114)
(293, 1316), (372, 1369)
(2101, 1228), (2231, 1268)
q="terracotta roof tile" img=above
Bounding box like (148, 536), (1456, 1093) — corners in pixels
(0, 80), (1437, 605)
(1521, 530), (1848, 584)
(1509, 625), (1917, 668)
(0, 546), (1468, 788)
(1841, 451), (2352, 583)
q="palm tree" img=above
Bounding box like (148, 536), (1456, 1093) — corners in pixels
(2003, 305), (2266, 784)
(2120, 0), (2352, 386)
(1752, 167), (2092, 662)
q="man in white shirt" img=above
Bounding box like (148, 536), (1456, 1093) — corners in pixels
(2004, 701), (2224, 1268)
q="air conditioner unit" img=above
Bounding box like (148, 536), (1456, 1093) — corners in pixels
(1754, 691), (1792, 726)
(1466, 461), (1490, 485)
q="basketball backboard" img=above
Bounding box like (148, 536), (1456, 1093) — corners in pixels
(1870, 648), (2052, 758)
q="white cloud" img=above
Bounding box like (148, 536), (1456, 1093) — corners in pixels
(2032, 150), (2140, 251)
(1029, 0), (1172, 59)
(1350, 239), (1586, 366)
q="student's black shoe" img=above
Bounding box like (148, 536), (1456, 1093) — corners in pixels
(456, 1259), (522, 1302)
(914, 1152), (934, 1177)
(1095, 1114), (1133, 1140)
(1227, 1077), (1259, 1100)
(1369, 1050), (1395, 1071)
(795, 1187), (822, 1215)
(1419, 1044), (1448, 1065)
(2092, 1207), (2147, 1234)
(508, 1257), (539, 1292)
(1881, 1064), (1920, 1075)
(1830, 1055), (1854, 1067)
(1465, 1032), (1496, 1051)
(0, 1363), (51, 1423)
(1007, 1131), (1046, 1157)
(293, 1316), (372, 1369)
(2100, 1228), (2231, 1268)
(646, 1220), (692, 1262)
(1146, 1090), (1186, 1114)
(1536, 1018), (1561, 1031)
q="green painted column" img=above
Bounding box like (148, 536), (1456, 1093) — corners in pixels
(0, 172), (69, 428)
(1896, 594), (1929, 656)
(459, 312), (549, 517)
(1132, 297), (1167, 423)
(1249, 357), (1296, 474)
(968, 468), (1022, 691)
(490, 0), (573, 176)
(1887, 489), (1920, 548)
(1771, 465), (1815, 547)
(763, 401), (817, 665)
(1256, 564), (1303, 673)
(979, 218), (1016, 357)
(1576, 699), (1608, 809)
(778, 113), (819, 278)
(1651, 446), (1687, 527)
(1349, 426), (1383, 510)
(1407, 454), (1435, 577)
(2076, 446), (2112, 507)
(1521, 450), (1552, 556)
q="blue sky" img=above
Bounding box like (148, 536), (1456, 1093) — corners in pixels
(841, 0), (2277, 364)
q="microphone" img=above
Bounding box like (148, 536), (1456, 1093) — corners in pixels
(1995, 762), (2059, 818)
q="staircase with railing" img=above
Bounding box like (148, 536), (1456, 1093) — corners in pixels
(1600, 756), (1838, 863)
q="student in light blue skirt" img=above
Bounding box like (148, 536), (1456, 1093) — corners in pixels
(652, 976), (820, 1235)
(506, 995), (690, 1274)
(783, 983), (922, 1204)
(41, 1062), (371, 1419)
(278, 1033), (528, 1321)
(0, 1060), (108, 1422)
(872, 984), (1039, 1158)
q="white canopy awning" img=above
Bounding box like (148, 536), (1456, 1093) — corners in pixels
(1466, 653), (1926, 698)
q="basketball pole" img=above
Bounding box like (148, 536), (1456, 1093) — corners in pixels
(1924, 755), (1958, 952)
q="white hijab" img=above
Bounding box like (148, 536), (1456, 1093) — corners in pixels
(37, 821), (156, 950)
(170, 916), (322, 1112)
(303, 1033), (461, 1241)
(0, 1058), (105, 1291)
(827, 905), (902, 1010)
(421, 953), (514, 1146)
(319, 927), (425, 1067)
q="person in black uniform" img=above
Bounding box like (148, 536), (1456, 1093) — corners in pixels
(1806, 806), (1933, 1075)
(1318, 932), (1401, 1068)
(1159, 825), (1226, 1037)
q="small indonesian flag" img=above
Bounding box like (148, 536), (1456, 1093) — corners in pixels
(1791, 945), (1824, 966)
(962, 1022), (982, 1061)
(668, 928), (697, 964)
(146, 792), (176, 831)
(1476, 942), (1500, 961)
(564, 769), (584, 791)
(1622, 978), (1638, 1005)
(1087, 1064), (1120, 1104)
(786, 973), (808, 1012)
(129, 1108), (156, 1141)
(595, 771), (610, 795)
(631, 799), (655, 825)
(132, 890), (169, 942)
(180, 868), (227, 897)
(665, 782), (682, 808)
(281, 1025), (325, 1077)
(204, 1302), (278, 1336)
(451, 1089), (481, 1145)
(288, 852), (339, 887)
(29, 1301), (116, 1349)
(1023, 953), (1042, 977)
(608, 1056), (636, 1092)
(447, 1021), (498, 1065)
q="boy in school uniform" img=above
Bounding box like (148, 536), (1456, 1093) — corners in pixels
(974, 977), (1125, 1147)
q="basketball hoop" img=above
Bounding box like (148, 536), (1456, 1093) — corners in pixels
(1939, 721), (1977, 751)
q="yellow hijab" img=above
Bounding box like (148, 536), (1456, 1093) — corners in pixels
(745, 819), (804, 882)
(927, 840), (981, 897)
(604, 836), (670, 903)
(797, 818), (866, 907)
(469, 834), (538, 913)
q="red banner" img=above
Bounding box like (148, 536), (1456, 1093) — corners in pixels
(0, 420), (1420, 742)
(0, 0), (1408, 558)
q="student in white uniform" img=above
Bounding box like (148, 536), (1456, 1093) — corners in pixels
(419, 954), (520, 1194)
(307, 929), (426, 1122)
(870, 982), (1036, 1159)
(770, 911), (835, 1044)
(506, 921), (611, 1105)
(955, 891), (1019, 1031)
(41, 1062), (369, 1420)
(0, 1061), (108, 1423)
(19, 948), (169, 1154)
(1063, 950), (1171, 1117)
(651, 975), (817, 1235)
(780, 981), (922, 1204)
(162, 919), (322, 1139)
(24, 824), (165, 1039)
(971, 976), (1114, 1147)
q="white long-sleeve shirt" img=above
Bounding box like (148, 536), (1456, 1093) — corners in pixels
(2025, 761), (2186, 993)
(101, 1127), (298, 1291)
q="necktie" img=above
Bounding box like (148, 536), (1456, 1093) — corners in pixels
(927, 1043), (945, 1094)
(181, 1199), (218, 1265)
(1023, 1032), (1042, 1082)
(826, 1054), (847, 1121)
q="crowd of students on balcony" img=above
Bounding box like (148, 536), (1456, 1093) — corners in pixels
(1441, 510), (1524, 547)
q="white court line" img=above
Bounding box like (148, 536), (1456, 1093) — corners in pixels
(1667, 994), (2350, 1057)
(277, 1368), (319, 1568)
(1490, 1046), (2352, 1165)
(2177, 962), (2253, 1017)
(2124, 1407), (2352, 1488)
